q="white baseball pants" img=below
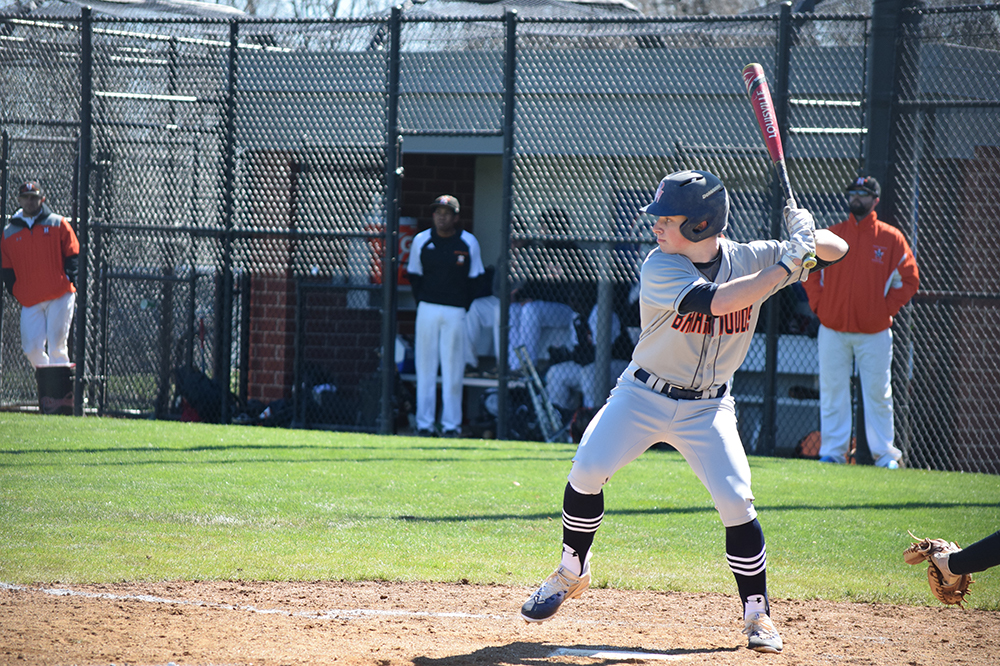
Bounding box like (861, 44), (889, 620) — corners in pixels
(568, 374), (756, 528)
(415, 301), (466, 432)
(21, 291), (76, 368)
(464, 295), (500, 367)
(817, 324), (901, 466)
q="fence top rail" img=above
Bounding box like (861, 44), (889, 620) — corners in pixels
(522, 11), (869, 22)
(0, 13), (382, 25)
(903, 3), (1000, 16)
(0, 10), (874, 26)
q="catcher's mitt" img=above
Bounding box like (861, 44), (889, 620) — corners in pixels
(903, 532), (973, 607)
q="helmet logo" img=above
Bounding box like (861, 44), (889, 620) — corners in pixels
(702, 184), (722, 199)
(654, 179), (668, 202)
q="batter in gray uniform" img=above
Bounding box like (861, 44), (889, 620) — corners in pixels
(520, 170), (849, 654)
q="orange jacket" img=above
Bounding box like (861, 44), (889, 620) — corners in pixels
(1, 209), (80, 308)
(804, 211), (919, 334)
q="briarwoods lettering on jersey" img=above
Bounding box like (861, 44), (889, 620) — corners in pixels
(671, 306), (752, 336)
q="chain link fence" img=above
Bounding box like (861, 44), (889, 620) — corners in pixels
(891, 3), (1000, 472)
(2, 4), (999, 473)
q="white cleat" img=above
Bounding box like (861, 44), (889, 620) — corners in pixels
(520, 563), (591, 623)
(744, 612), (783, 653)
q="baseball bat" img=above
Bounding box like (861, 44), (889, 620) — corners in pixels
(741, 62), (816, 270)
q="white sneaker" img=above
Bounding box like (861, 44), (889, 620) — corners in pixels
(520, 561), (591, 623)
(744, 612), (783, 653)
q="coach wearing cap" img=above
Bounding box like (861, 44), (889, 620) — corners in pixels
(803, 176), (920, 468)
(406, 195), (485, 437)
(1, 181), (80, 368)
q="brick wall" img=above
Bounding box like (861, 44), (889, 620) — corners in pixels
(247, 273), (295, 403)
(299, 287), (382, 385)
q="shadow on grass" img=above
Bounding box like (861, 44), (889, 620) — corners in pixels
(411, 641), (740, 665)
(395, 500), (999, 523)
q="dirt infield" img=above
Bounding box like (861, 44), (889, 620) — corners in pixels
(2, 580), (998, 665)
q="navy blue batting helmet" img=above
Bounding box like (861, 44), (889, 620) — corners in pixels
(641, 170), (729, 242)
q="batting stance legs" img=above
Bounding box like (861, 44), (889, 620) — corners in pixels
(522, 376), (776, 647)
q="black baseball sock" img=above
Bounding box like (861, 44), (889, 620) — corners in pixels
(726, 518), (769, 618)
(561, 482), (603, 575)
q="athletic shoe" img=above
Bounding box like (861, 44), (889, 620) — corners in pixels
(520, 561), (591, 623)
(818, 455), (841, 463)
(440, 429), (462, 438)
(743, 612), (783, 653)
(416, 429), (436, 438)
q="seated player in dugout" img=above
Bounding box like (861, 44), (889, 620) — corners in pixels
(507, 208), (593, 371)
(520, 170), (849, 654)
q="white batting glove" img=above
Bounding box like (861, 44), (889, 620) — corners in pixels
(791, 226), (816, 257)
(778, 233), (815, 283)
(784, 206), (816, 238)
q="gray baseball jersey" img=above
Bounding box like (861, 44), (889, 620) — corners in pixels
(628, 238), (801, 391)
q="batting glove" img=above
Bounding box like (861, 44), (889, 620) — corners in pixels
(783, 206), (816, 239)
(778, 232), (815, 283)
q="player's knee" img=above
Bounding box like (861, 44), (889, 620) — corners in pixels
(567, 460), (608, 495)
(717, 496), (757, 527)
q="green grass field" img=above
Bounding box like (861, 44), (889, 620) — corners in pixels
(1, 412), (997, 609)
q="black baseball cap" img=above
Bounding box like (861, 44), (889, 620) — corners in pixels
(846, 176), (880, 198)
(432, 195), (459, 214)
(18, 181), (43, 197)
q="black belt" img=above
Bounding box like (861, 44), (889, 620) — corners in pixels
(633, 368), (728, 400)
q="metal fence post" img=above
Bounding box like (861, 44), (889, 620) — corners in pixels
(380, 5), (402, 435)
(858, 0), (916, 463)
(0, 130), (8, 393)
(74, 7), (93, 417)
(497, 9), (518, 440)
(865, 0), (912, 196)
(760, 2), (794, 454)
(218, 18), (239, 425)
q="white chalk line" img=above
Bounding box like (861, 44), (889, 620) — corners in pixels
(0, 581), (505, 622)
(550, 647), (691, 661)
(3, 581), (718, 661)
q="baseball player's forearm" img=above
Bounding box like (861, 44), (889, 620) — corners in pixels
(710, 265), (788, 316)
(814, 229), (849, 263)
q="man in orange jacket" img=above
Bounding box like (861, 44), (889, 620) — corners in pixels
(1, 181), (80, 368)
(803, 176), (919, 468)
